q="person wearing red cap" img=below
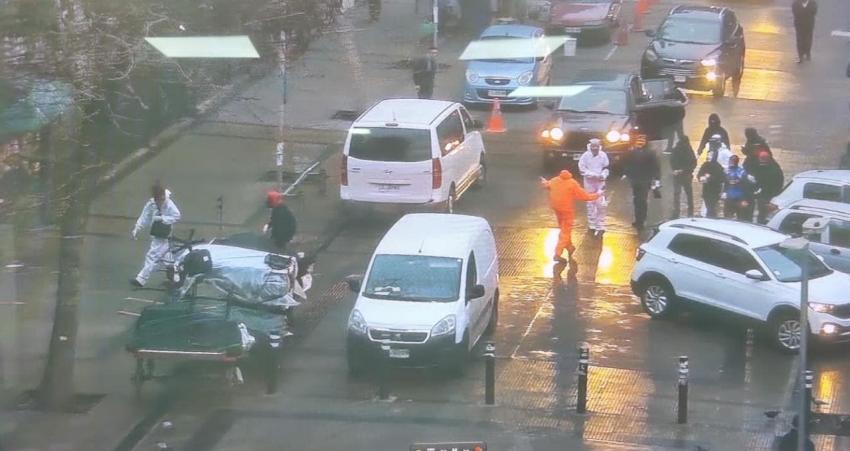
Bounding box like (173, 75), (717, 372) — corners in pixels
(749, 150), (784, 224)
(264, 191), (296, 253)
(541, 170), (601, 263)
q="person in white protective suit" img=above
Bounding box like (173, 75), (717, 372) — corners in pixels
(130, 183), (181, 287)
(577, 138), (610, 237)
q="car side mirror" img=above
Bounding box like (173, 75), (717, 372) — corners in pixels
(467, 284), (485, 301)
(345, 275), (362, 292)
(472, 119), (483, 129)
(644, 29), (656, 38)
(745, 269), (767, 281)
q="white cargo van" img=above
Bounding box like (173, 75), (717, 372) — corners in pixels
(340, 99), (487, 213)
(345, 213), (499, 374)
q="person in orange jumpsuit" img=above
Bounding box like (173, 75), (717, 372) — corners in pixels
(541, 170), (601, 263)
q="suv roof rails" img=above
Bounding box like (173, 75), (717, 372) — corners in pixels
(667, 223), (748, 245)
(790, 204), (850, 217)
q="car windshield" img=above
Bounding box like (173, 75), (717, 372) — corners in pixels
(754, 244), (833, 282)
(348, 127), (432, 162)
(557, 87), (628, 115)
(658, 18), (722, 44)
(363, 255), (462, 302)
(476, 36), (535, 64)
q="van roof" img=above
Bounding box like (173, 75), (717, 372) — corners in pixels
(376, 213), (490, 259)
(356, 99), (456, 126)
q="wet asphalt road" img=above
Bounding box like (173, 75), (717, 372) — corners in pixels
(111, 0), (850, 449)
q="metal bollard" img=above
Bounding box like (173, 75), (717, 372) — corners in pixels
(484, 342), (496, 405)
(266, 333), (282, 394)
(577, 343), (589, 414)
(805, 369), (814, 413)
(677, 356), (689, 424)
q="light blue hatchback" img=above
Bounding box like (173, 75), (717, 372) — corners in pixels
(462, 24), (553, 107)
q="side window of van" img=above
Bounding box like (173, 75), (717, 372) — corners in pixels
(803, 183), (842, 202)
(466, 252), (478, 288)
(437, 111), (465, 156)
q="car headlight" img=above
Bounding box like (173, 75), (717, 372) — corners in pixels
(348, 309), (368, 335)
(466, 70), (479, 83)
(518, 71), (534, 86)
(644, 49), (658, 63)
(606, 130), (621, 143)
(809, 302), (835, 314)
(549, 127), (564, 141)
(701, 58), (717, 67)
(431, 315), (456, 337)
(620, 132), (630, 142)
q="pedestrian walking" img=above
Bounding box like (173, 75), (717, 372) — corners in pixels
(722, 155), (756, 221)
(578, 139), (610, 237)
(697, 149), (725, 218)
(697, 113), (731, 155)
(839, 143), (850, 169)
(264, 190), (297, 254)
(622, 134), (661, 230)
(670, 135), (697, 219)
(792, 0), (817, 63)
(541, 170), (600, 263)
(412, 46), (438, 99)
(741, 127), (771, 165)
(749, 149), (785, 224)
(130, 183), (181, 287)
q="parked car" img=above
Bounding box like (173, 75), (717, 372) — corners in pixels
(345, 213), (499, 374)
(538, 70), (687, 170)
(766, 199), (850, 273)
(462, 24), (553, 106)
(631, 218), (850, 353)
(640, 5), (745, 98)
(340, 99), (486, 214)
(768, 170), (850, 217)
(546, 0), (622, 42)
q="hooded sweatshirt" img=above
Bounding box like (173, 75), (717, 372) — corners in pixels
(543, 170), (599, 213)
(697, 152), (726, 198)
(697, 113), (731, 154)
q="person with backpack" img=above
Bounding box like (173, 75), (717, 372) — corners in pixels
(131, 183), (181, 287)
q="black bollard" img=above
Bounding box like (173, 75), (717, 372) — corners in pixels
(677, 356), (689, 424)
(484, 342), (496, 405)
(577, 343), (589, 414)
(805, 369), (814, 414)
(266, 333), (282, 394)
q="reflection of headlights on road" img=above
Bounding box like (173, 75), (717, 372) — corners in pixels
(809, 302), (835, 314)
(466, 70), (479, 83)
(644, 49), (658, 62)
(606, 130), (621, 143)
(706, 71), (718, 82)
(549, 127), (564, 141)
(518, 71), (534, 85)
(701, 58), (717, 67)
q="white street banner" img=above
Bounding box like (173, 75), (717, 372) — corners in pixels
(145, 36), (260, 58)
(459, 37), (571, 60)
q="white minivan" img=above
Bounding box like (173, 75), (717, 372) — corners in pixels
(345, 213), (499, 374)
(340, 99), (487, 213)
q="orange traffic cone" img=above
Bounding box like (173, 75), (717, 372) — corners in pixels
(486, 99), (506, 133)
(632, 0), (648, 32)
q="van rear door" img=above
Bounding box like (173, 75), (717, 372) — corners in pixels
(346, 126), (435, 203)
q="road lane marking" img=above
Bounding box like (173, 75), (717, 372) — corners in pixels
(0, 301), (25, 305)
(117, 310), (142, 317)
(510, 287), (553, 359)
(604, 46), (618, 61)
(125, 296), (159, 304)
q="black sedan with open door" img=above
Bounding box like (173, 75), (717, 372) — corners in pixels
(539, 70), (687, 171)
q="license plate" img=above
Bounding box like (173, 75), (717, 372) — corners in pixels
(674, 75), (687, 83)
(388, 348), (410, 359)
(572, 154), (582, 160)
(564, 27), (581, 33)
(487, 90), (508, 97)
(377, 184), (400, 192)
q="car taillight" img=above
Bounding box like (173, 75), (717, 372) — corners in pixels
(635, 248), (646, 261)
(432, 158), (442, 189)
(341, 155), (348, 186)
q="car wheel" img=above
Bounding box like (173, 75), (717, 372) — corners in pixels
(444, 186), (456, 214)
(640, 278), (675, 319)
(770, 311), (803, 354)
(484, 290), (499, 336)
(712, 72), (726, 98)
(473, 156), (486, 189)
(444, 331), (469, 377)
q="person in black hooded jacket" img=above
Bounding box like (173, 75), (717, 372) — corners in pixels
(741, 128), (771, 163)
(750, 150), (785, 224)
(670, 135), (697, 218)
(697, 113), (730, 156)
(697, 148), (725, 218)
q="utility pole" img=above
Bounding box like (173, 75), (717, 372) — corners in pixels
(432, 0), (439, 48)
(277, 29), (288, 192)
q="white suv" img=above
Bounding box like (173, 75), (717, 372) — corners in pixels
(766, 199), (850, 273)
(768, 170), (850, 216)
(340, 99), (486, 213)
(631, 218), (850, 353)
